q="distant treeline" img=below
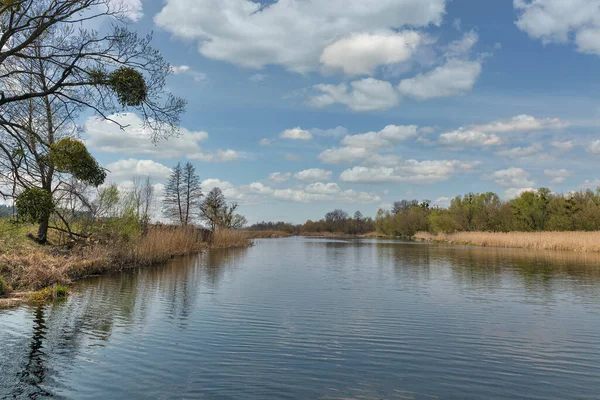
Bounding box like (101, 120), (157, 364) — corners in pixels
(248, 188), (600, 237)
(0, 205), (11, 218)
(248, 210), (375, 235)
(377, 188), (600, 237)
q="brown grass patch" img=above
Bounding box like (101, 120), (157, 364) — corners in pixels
(210, 229), (253, 249)
(0, 226), (252, 298)
(415, 231), (600, 253)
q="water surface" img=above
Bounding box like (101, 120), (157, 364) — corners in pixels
(2, 238), (600, 399)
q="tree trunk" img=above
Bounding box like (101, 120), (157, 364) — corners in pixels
(37, 214), (50, 244)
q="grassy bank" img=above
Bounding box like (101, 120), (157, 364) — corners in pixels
(415, 231), (600, 253)
(0, 226), (252, 308)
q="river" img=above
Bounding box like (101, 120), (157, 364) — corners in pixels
(2, 238), (600, 399)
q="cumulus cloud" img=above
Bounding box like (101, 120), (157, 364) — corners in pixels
(439, 129), (502, 148)
(514, 0), (600, 56)
(444, 31), (479, 58)
(85, 113), (241, 162)
(397, 59), (482, 100)
(340, 160), (478, 184)
(318, 147), (372, 165)
(106, 159), (172, 181)
(280, 127), (313, 141)
(320, 31), (422, 75)
(268, 172), (292, 184)
(588, 140), (600, 154)
(154, 0), (446, 73)
(310, 126), (349, 137)
(309, 78), (400, 111)
(496, 144), (545, 159)
(273, 188), (381, 204)
(470, 114), (568, 133)
(305, 182), (341, 195)
(342, 125), (419, 149)
(551, 140), (574, 151)
(503, 187), (537, 199)
(544, 169), (574, 185)
(111, 0), (143, 21)
(170, 65), (207, 82)
(487, 167), (535, 188)
(294, 169), (333, 182)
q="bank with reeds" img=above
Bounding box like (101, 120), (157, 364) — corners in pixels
(0, 225), (252, 308)
(415, 231), (600, 253)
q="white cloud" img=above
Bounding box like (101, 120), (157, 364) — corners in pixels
(544, 169), (574, 184)
(439, 129), (502, 148)
(341, 125), (419, 149)
(259, 138), (271, 147)
(85, 113), (241, 162)
(170, 65), (207, 82)
(581, 179), (600, 189)
(294, 169), (333, 182)
(310, 78), (399, 111)
(305, 182), (341, 194)
(320, 31), (422, 75)
(106, 159), (172, 181)
(487, 167), (535, 188)
(112, 0), (143, 21)
(273, 188), (381, 204)
(470, 114), (568, 133)
(154, 0), (446, 73)
(340, 160), (478, 184)
(503, 187), (537, 199)
(496, 144), (544, 159)
(514, 0), (600, 55)
(444, 31), (478, 58)
(310, 126), (349, 137)
(588, 140), (600, 154)
(280, 127), (313, 141)
(397, 59), (482, 100)
(551, 140), (574, 151)
(318, 147), (372, 165)
(273, 189), (332, 203)
(268, 172), (292, 184)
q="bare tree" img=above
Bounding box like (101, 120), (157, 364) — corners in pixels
(0, 1), (185, 242)
(162, 162), (201, 226)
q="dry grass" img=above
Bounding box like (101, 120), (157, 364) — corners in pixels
(415, 231), (600, 253)
(210, 229), (253, 249)
(0, 226), (251, 298)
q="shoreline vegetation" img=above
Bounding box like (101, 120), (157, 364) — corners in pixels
(0, 225), (251, 309)
(415, 231), (600, 253)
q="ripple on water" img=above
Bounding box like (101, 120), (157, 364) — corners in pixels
(1, 239), (600, 399)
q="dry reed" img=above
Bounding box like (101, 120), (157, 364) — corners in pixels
(210, 229), (253, 249)
(0, 226), (251, 296)
(415, 231), (600, 253)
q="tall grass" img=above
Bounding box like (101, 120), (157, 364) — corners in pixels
(1, 226), (251, 294)
(415, 231), (600, 253)
(210, 229), (252, 249)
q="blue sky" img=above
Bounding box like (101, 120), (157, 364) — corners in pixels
(86, 0), (600, 224)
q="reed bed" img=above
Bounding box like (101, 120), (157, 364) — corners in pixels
(210, 229), (253, 249)
(415, 231), (600, 253)
(0, 227), (251, 297)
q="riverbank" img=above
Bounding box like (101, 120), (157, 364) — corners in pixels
(246, 231), (385, 239)
(415, 231), (600, 252)
(0, 226), (252, 308)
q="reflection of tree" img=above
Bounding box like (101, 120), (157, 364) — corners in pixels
(12, 306), (53, 399)
(376, 240), (600, 301)
(4, 247), (249, 396)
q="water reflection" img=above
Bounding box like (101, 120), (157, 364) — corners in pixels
(1, 240), (600, 399)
